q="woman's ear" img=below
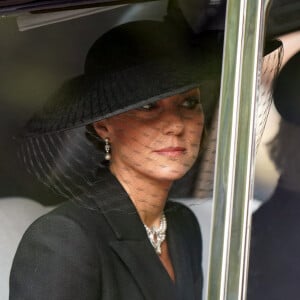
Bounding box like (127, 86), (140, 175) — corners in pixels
(93, 120), (109, 140)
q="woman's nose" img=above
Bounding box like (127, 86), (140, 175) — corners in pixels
(161, 109), (184, 136)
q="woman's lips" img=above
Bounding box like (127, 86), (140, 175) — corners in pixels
(153, 147), (186, 157)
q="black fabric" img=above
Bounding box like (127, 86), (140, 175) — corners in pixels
(10, 169), (203, 300)
(273, 51), (300, 125)
(247, 184), (300, 300)
(266, 0), (300, 38)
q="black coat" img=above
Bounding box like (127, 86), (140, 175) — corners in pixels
(10, 170), (203, 300)
(247, 185), (300, 300)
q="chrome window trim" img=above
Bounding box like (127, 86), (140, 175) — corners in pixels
(207, 0), (271, 299)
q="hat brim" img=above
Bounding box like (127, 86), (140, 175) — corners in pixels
(24, 55), (220, 136)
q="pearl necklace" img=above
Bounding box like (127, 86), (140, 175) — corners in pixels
(144, 213), (167, 255)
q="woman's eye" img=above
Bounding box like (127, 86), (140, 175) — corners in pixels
(181, 97), (201, 109)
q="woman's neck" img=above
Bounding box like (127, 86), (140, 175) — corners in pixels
(110, 164), (172, 227)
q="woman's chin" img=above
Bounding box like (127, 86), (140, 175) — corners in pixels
(151, 166), (192, 182)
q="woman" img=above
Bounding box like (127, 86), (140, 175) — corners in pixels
(10, 20), (221, 300)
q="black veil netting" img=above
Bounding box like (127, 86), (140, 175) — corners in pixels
(17, 20), (283, 211)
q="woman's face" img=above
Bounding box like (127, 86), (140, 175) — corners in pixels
(94, 88), (204, 183)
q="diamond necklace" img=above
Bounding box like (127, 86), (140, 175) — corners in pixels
(144, 213), (167, 255)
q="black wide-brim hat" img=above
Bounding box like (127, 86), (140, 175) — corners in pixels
(24, 20), (223, 137)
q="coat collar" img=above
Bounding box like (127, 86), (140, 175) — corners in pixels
(90, 168), (146, 240)
(85, 168), (197, 299)
(167, 209), (198, 299)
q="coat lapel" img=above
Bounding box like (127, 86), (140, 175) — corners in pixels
(101, 193), (178, 300)
(166, 205), (196, 300)
(110, 239), (178, 300)
(89, 169), (194, 299)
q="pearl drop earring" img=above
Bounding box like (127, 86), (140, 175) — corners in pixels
(104, 138), (111, 161)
